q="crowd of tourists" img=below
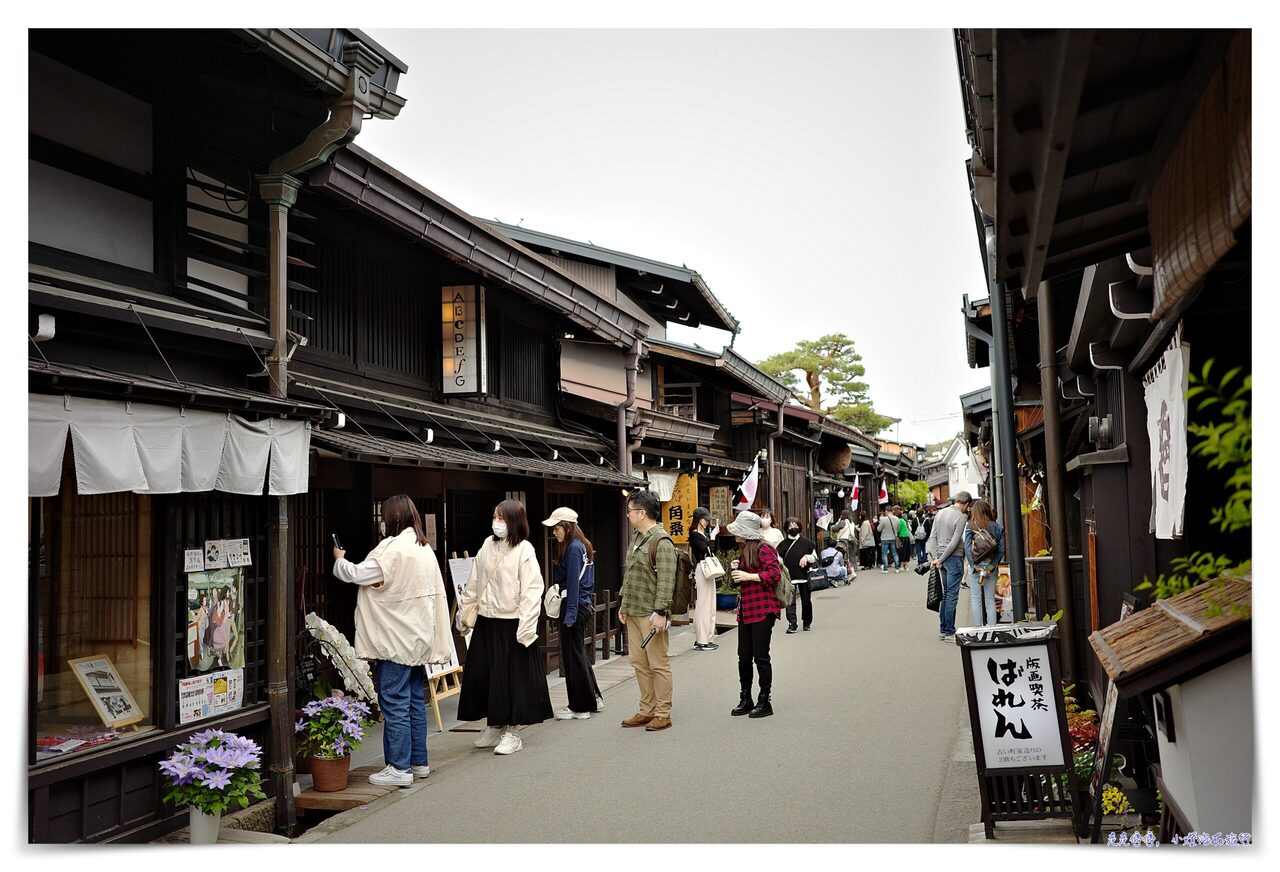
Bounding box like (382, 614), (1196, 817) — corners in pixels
(327, 486), (1005, 787)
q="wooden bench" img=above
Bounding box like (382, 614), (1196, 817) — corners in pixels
(294, 766), (403, 812)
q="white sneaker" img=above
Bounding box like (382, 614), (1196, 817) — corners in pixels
(494, 731), (523, 755)
(555, 707), (591, 720)
(368, 764), (412, 787)
(473, 726), (504, 748)
(411, 764), (430, 778)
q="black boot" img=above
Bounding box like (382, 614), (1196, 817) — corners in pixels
(749, 692), (773, 718)
(731, 692), (754, 716)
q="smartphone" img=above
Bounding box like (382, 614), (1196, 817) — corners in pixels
(331, 533), (344, 550)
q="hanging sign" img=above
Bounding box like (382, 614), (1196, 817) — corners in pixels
(1144, 338), (1190, 539)
(662, 473), (698, 544)
(442, 284), (487, 395)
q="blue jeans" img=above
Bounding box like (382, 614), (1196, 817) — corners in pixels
(915, 540), (928, 564)
(880, 539), (900, 569)
(969, 567), (997, 626)
(376, 661), (427, 771)
(937, 554), (964, 636)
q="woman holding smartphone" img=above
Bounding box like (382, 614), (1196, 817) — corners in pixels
(689, 507), (721, 652)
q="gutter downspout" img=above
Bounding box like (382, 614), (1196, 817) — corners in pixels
(768, 402), (786, 511)
(256, 39), (385, 836)
(618, 338), (643, 623)
(1036, 280), (1077, 680)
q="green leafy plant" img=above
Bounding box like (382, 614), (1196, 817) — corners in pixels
(715, 548), (740, 595)
(296, 694), (375, 759)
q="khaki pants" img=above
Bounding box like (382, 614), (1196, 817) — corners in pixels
(626, 617), (672, 718)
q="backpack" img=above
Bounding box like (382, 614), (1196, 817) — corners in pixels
(970, 524), (999, 564)
(648, 533), (696, 614)
(914, 519), (929, 541)
(773, 541), (799, 608)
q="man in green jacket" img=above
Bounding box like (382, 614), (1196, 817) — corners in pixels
(619, 489), (677, 731)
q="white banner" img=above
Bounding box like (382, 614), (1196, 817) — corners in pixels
(1145, 344), (1190, 539)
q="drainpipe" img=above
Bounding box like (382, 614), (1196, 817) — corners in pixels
(1036, 280), (1077, 680)
(256, 39), (385, 835)
(768, 401), (786, 511)
(616, 338), (643, 477)
(987, 235), (1028, 622)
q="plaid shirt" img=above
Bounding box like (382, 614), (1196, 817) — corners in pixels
(620, 525), (678, 617)
(737, 542), (782, 625)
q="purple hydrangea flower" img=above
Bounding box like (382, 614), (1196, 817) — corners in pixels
(295, 718), (306, 734)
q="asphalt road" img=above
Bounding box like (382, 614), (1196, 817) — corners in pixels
(315, 563), (982, 843)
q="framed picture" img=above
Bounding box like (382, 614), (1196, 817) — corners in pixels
(68, 655), (145, 729)
(187, 567), (246, 673)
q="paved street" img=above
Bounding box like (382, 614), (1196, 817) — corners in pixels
(309, 564), (982, 843)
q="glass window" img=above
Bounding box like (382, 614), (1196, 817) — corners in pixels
(33, 492), (156, 764)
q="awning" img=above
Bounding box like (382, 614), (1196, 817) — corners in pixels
(30, 393), (312, 497)
(311, 429), (644, 488)
(644, 471), (679, 502)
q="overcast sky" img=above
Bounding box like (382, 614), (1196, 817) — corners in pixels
(358, 28), (990, 446)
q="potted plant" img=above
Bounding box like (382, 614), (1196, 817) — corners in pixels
(715, 547), (740, 611)
(158, 729), (266, 844)
(296, 693), (375, 792)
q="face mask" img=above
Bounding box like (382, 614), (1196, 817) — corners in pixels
(761, 518), (772, 529)
(787, 528), (800, 537)
(492, 521), (508, 539)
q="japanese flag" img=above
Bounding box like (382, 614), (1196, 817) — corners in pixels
(878, 480), (889, 504)
(735, 457), (760, 509)
(851, 475), (861, 502)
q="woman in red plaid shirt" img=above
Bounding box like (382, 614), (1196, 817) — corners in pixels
(726, 510), (782, 719)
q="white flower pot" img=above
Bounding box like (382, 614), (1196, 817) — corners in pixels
(188, 806), (222, 844)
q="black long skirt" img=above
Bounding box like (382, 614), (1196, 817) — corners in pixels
(457, 615), (554, 726)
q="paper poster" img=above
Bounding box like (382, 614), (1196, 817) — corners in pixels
(184, 549), (206, 573)
(178, 668), (245, 725)
(187, 568), (245, 672)
(225, 538), (252, 567)
(969, 643), (1065, 770)
(423, 514), (438, 549)
(1145, 345), (1190, 539)
(448, 557), (475, 601)
(204, 540), (228, 570)
(709, 487), (731, 526)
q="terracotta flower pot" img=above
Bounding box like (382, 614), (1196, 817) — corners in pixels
(309, 754), (351, 792)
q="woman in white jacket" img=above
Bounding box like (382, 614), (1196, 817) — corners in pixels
(455, 499), (554, 755)
(333, 494), (453, 788)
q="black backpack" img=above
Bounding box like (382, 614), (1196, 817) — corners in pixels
(648, 532), (696, 613)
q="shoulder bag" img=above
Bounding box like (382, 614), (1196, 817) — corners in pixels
(544, 554), (590, 619)
(457, 547), (500, 633)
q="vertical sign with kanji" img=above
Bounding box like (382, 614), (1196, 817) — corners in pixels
(709, 487), (730, 527)
(663, 473), (698, 544)
(969, 642), (1065, 769)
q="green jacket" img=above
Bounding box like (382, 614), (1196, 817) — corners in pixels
(620, 525), (678, 617)
(897, 517), (910, 538)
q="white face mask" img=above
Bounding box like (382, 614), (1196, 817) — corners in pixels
(492, 520), (508, 539)
(761, 518), (772, 529)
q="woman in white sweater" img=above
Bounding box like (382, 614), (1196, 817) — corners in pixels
(455, 499), (553, 755)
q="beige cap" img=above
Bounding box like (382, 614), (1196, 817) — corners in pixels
(542, 506), (579, 527)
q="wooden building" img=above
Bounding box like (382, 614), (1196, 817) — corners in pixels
(953, 28), (1251, 704)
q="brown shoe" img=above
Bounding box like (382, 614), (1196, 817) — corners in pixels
(644, 717), (672, 731)
(621, 713), (654, 728)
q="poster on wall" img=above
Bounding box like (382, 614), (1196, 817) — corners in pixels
(225, 538), (252, 567)
(178, 668), (245, 725)
(68, 655), (145, 729)
(447, 557), (475, 602)
(661, 473), (698, 544)
(184, 549), (206, 573)
(423, 514), (438, 549)
(204, 539), (228, 570)
(187, 567), (246, 672)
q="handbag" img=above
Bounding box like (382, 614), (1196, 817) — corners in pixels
(457, 551), (500, 633)
(544, 557), (590, 619)
(926, 566), (942, 612)
(697, 554), (725, 581)
(806, 565), (832, 592)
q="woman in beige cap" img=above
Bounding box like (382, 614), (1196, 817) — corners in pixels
(544, 507), (604, 719)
